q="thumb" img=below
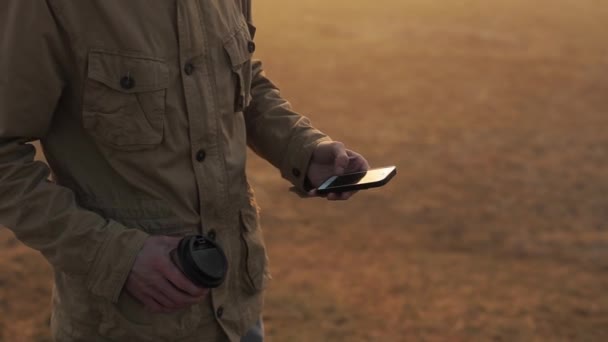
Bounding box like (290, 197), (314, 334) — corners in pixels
(333, 145), (349, 176)
(162, 236), (183, 249)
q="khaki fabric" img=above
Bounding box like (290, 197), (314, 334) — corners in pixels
(0, 1), (330, 341)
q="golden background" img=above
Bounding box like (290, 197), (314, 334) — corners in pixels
(2, 0), (608, 340)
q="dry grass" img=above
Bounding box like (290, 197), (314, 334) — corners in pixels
(2, 0), (608, 340)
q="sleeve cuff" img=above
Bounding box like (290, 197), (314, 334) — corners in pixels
(280, 132), (331, 193)
(85, 220), (149, 303)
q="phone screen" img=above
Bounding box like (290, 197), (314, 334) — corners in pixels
(329, 171), (367, 187)
(326, 167), (393, 188)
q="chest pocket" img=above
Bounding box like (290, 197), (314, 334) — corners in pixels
(223, 23), (255, 113)
(82, 50), (169, 150)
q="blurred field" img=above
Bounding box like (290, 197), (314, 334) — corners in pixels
(2, 0), (608, 340)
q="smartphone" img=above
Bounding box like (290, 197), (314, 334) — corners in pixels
(316, 166), (397, 195)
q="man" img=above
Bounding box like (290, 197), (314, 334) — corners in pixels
(0, 1), (369, 341)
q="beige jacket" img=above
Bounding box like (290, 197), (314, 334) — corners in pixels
(0, 1), (329, 341)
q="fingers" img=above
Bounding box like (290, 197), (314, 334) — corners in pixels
(138, 270), (207, 313)
(326, 191), (357, 201)
(308, 190), (357, 200)
(129, 236), (208, 314)
(156, 252), (208, 310)
(152, 285), (181, 310)
(140, 294), (166, 314)
(130, 269), (206, 313)
(164, 262), (208, 297)
(308, 148), (368, 200)
(322, 149), (367, 200)
(129, 287), (167, 314)
(158, 236), (207, 297)
(156, 278), (206, 310)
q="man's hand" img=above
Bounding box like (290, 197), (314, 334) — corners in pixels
(124, 236), (208, 314)
(307, 141), (370, 200)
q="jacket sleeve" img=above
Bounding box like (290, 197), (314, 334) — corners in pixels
(0, 0), (149, 303)
(241, 2), (331, 192)
(244, 61), (331, 192)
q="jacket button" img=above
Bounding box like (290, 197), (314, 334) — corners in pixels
(184, 62), (195, 76)
(216, 306), (224, 318)
(247, 41), (256, 53)
(207, 230), (216, 240)
(196, 149), (206, 162)
(292, 168), (301, 178)
(120, 76), (135, 90)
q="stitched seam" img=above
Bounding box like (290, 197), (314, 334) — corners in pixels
(88, 48), (168, 63)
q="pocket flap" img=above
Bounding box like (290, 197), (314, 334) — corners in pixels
(223, 25), (254, 69)
(239, 204), (268, 294)
(239, 204), (259, 233)
(87, 50), (169, 93)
